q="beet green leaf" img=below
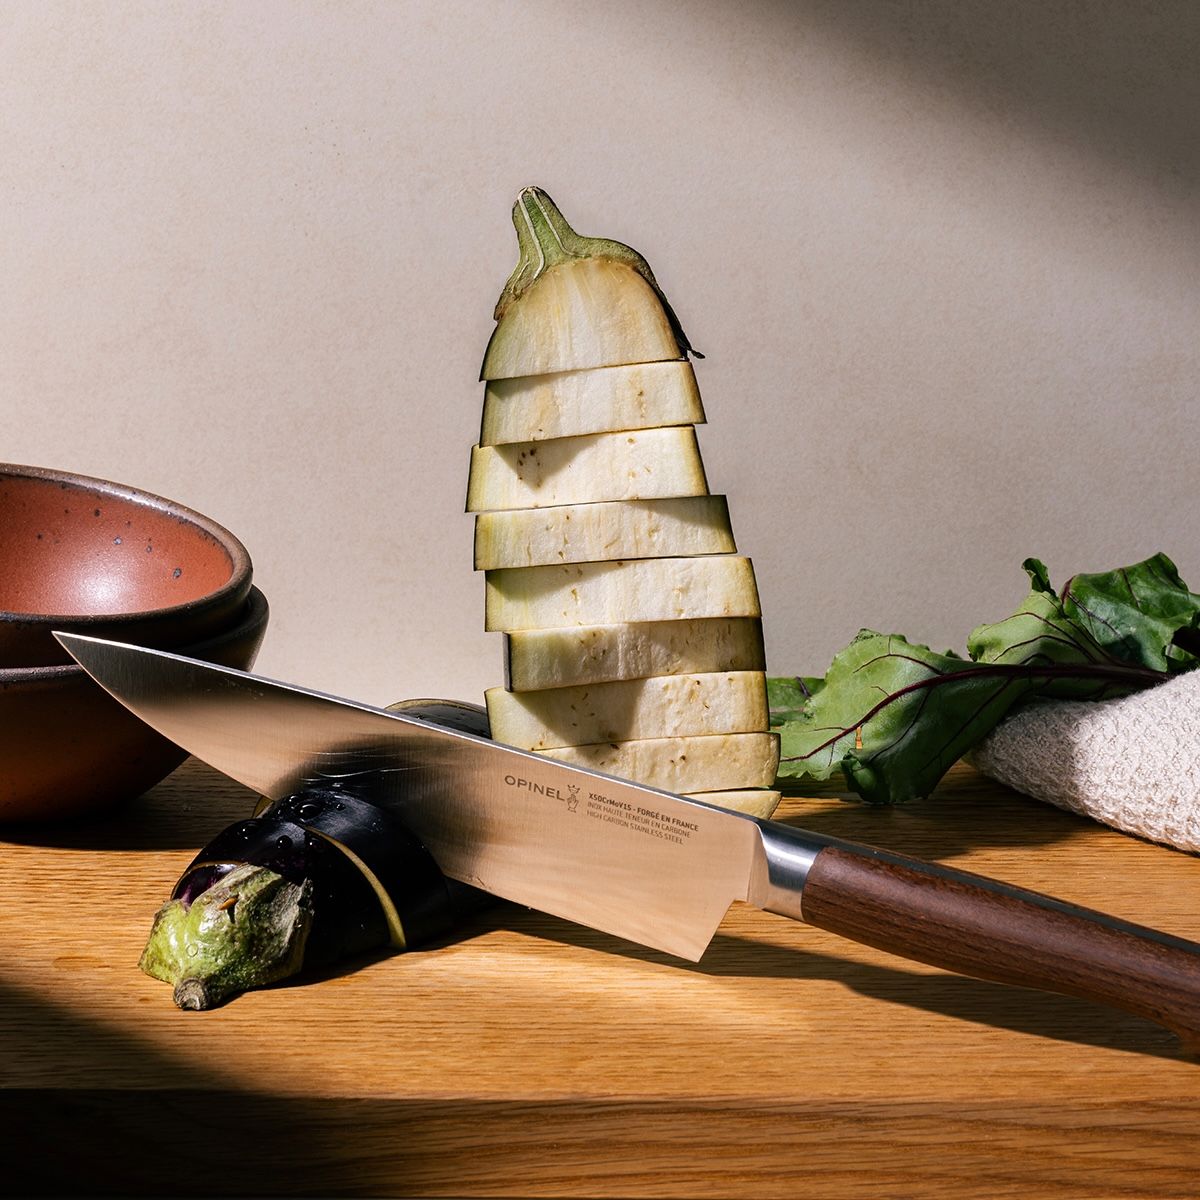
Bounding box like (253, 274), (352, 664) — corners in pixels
(1059, 553), (1200, 673)
(769, 554), (1192, 805)
(773, 631), (1038, 805)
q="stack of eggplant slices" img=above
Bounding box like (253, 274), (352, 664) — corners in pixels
(466, 188), (779, 818)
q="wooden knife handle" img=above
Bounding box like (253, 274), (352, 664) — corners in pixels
(757, 828), (1200, 1047)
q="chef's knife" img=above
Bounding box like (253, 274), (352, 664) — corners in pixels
(58, 631), (1200, 1044)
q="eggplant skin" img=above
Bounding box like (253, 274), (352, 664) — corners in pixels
(266, 786), (460, 950)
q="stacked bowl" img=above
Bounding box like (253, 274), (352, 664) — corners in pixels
(0, 464), (270, 822)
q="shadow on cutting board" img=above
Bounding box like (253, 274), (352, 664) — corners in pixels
(500, 911), (1183, 1061)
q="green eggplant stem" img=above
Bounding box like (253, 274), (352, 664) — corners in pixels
(174, 978), (219, 1012)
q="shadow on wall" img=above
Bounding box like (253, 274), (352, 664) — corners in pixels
(742, 0), (1200, 212)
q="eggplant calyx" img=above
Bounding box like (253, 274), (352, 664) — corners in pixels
(139, 864), (313, 1011)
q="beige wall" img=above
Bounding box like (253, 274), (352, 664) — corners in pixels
(4, 1), (1197, 706)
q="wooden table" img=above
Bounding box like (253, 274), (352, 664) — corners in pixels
(2, 758), (1198, 1197)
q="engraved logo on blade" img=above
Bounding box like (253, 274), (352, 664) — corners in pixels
(503, 773), (575, 804)
(503, 773), (580, 813)
(503, 774), (699, 846)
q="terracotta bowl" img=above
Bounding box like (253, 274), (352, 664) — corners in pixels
(0, 586), (269, 823)
(0, 464), (252, 668)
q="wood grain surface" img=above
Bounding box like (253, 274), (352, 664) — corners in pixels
(2, 758), (1199, 1197)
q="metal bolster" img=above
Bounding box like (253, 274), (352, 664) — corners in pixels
(747, 822), (831, 922)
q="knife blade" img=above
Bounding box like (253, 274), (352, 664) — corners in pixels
(57, 631), (1200, 1044)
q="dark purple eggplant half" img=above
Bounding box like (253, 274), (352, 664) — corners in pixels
(139, 700), (493, 1010)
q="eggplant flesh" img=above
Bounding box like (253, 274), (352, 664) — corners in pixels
(141, 702), (493, 1010)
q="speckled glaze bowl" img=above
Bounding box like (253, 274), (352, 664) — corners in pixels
(0, 586), (269, 823)
(0, 464), (253, 668)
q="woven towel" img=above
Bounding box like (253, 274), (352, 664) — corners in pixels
(969, 670), (1200, 853)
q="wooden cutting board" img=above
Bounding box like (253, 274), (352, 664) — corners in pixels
(2, 758), (1198, 1197)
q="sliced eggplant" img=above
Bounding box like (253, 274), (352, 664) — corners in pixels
(503, 616), (764, 691)
(480, 188), (694, 380)
(682, 789), (782, 819)
(475, 496), (735, 571)
(537, 732), (780, 794)
(472, 189), (774, 807)
(485, 671), (770, 751)
(466, 426), (709, 513)
(481, 360), (704, 446)
(485, 556), (762, 632)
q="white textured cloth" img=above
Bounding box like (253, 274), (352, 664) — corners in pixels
(970, 670), (1200, 853)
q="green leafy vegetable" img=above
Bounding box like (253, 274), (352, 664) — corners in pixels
(1059, 554), (1200, 673)
(772, 554), (1196, 805)
(775, 632), (1038, 805)
(766, 675), (823, 726)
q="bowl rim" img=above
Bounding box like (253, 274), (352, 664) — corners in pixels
(0, 585), (270, 685)
(0, 462), (253, 625)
